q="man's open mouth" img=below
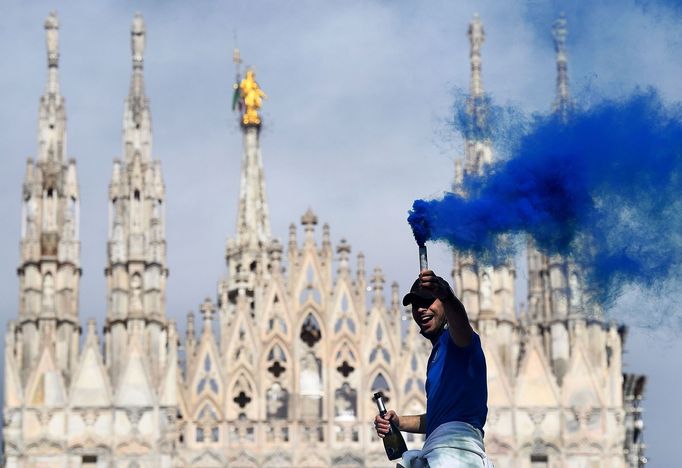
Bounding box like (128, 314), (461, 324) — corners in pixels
(419, 314), (434, 327)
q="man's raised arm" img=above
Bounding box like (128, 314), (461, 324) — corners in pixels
(419, 270), (473, 347)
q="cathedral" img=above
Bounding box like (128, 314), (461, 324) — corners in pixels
(2, 12), (646, 468)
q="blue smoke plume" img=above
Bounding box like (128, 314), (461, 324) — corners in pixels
(409, 89), (682, 305)
(449, 88), (530, 155)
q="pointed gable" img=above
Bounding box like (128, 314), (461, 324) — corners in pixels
(260, 281), (292, 342)
(562, 344), (604, 408)
(4, 349), (23, 407)
(515, 338), (559, 407)
(70, 340), (112, 407)
(363, 306), (397, 369)
(331, 279), (360, 340)
(159, 351), (179, 407)
(115, 339), (155, 406)
(481, 337), (513, 407)
(190, 331), (225, 403)
(225, 308), (259, 370)
(295, 254), (325, 309)
(26, 346), (66, 407)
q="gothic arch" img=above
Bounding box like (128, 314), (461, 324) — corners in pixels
(263, 451), (292, 467)
(363, 306), (397, 369)
(25, 437), (65, 455)
(227, 450), (258, 467)
(329, 339), (361, 422)
(261, 337), (292, 374)
(331, 282), (360, 339)
(190, 449), (226, 467)
(261, 338), (293, 419)
(192, 398), (223, 445)
(191, 348), (224, 401)
(296, 310), (326, 351)
(368, 368), (395, 394)
(332, 341), (359, 372)
(226, 369), (258, 420)
(192, 396), (222, 421)
(366, 367), (396, 416)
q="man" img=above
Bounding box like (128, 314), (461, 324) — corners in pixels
(374, 270), (493, 468)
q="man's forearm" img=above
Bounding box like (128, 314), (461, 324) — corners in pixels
(398, 413), (426, 434)
(443, 294), (473, 347)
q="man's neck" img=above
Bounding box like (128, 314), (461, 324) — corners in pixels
(424, 325), (446, 345)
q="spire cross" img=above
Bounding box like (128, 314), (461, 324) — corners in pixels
(232, 45), (242, 105)
(233, 46), (242, 71)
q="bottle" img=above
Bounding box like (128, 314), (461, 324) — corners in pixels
(374, 392), (408, 460)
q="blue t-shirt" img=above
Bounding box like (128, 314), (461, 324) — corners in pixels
(425, 329), (488, 438)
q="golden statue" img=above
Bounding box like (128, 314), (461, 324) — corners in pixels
(238, 69), (267, 126)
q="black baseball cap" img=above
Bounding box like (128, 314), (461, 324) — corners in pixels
(402, 279), (437, 307)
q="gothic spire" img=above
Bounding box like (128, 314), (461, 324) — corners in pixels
(105, 13), (168, 385)
(462, 14), (493, 177)
(552, 13), (572, 122)
(13, 12), (81, 380)
(225, 58), (272, 298)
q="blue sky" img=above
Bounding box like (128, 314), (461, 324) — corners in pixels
(0, 0), (680, 463)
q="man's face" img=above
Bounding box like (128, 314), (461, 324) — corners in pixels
(411, 297), (446, 339)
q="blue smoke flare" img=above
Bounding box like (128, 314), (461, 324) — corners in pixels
(409, 89), (682, 305)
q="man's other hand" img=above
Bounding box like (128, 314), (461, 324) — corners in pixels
(374, 410), (399, 438)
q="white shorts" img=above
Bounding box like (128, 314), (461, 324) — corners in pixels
(400, 421), (494, 468)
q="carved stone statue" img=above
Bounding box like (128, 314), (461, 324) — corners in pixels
(300, 352), (321, 397)
(130, 273), (143, 314)
(42, 274), (55, 313)
(45, 12), (59, 67)
(480, 272), (492, 310)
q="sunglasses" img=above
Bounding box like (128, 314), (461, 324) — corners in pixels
(412, 297), (436, 309)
